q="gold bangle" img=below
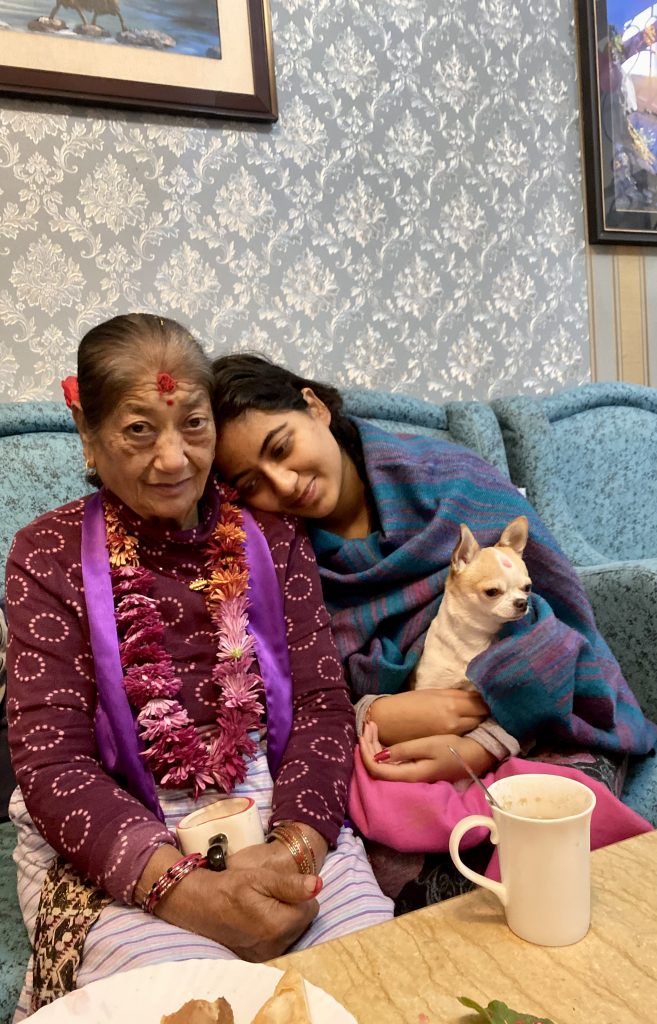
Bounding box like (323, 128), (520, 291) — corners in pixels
(268, 826), (314, 875)
(288, 823), (317, 874)
(272, 821), (317, 873)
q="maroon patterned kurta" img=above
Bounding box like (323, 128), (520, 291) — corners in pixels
(6, 484), (355, 903)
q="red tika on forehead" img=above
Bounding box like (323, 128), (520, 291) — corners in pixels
(156, 372), (177, 397)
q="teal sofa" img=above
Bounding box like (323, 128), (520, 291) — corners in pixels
(492, 382), (657, 821)
(0, 388), (655, 1021)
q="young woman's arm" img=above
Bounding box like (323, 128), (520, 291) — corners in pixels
(363, 688), (489, 745)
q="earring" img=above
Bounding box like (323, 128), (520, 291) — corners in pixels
(85, 458), (95, 472)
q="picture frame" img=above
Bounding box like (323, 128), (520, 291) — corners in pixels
(577, 0), (657, 244)
(0, 0), (277, 122)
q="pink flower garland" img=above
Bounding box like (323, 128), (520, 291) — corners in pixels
(104, 492), (264, 799)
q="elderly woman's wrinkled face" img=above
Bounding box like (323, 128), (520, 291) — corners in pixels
(83, 375), (216, 529)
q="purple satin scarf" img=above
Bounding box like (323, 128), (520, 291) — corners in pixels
(81, 491), (293, 819)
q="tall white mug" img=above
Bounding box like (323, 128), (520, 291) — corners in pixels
(449, 773), (596, 946)
(176, 796), (265, 857)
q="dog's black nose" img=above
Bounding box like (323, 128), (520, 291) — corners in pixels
(514, 598), (528, 611)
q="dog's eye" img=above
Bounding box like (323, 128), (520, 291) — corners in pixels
(523, 584), (532, 593)
(484, 588), (500, 597)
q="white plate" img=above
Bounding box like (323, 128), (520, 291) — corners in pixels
(30, 958), (357, 1023)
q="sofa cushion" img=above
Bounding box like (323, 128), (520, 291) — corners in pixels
(552, 405), (657, 562)
(342, 388), (510, 476)
(0, 403), (91, 604)
(493, 382), (657, 565)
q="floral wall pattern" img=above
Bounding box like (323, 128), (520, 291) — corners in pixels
(0, 0), (590, 402)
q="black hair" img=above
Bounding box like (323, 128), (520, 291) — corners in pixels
(211, 353), (364, 474)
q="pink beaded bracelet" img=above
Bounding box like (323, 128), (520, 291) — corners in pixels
(140, 852), (206, 915)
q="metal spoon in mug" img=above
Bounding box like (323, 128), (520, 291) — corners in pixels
(448, 745), (502, 809)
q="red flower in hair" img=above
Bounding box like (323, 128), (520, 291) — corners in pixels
(156, 373), (177, 395)
(61, 375), (79, 408)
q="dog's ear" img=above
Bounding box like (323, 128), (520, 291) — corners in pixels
(497, 515), (529, 555)
(451, 524), (480, 573)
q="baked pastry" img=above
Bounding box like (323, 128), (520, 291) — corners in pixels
(249, 969), (311, 1024)
(160, 995), (234, 1024)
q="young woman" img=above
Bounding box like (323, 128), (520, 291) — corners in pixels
(211, 354), (655, 903)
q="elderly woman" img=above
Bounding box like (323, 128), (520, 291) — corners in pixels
(6, 315), (392, 1019)
(211, 354), (656, 906)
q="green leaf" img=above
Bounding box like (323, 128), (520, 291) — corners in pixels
(458, 995), (556, 1024)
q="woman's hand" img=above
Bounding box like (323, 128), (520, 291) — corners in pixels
(228, 824), (329, 875)
(136, 845), (321, 961)
(359, 721), (496, 783)
(227, 839), (297, 875)
(369, 688), (489, 746)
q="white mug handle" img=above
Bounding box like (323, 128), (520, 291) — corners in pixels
(448, 814), (508, 907)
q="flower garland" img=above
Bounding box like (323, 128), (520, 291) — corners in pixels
(104, 490), (264, 799)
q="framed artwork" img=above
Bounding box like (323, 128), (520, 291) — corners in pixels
(0, 0), (277, 122)
(577, 1), (657, 243)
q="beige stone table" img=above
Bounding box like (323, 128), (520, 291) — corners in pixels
(270, 830), (657, 1024)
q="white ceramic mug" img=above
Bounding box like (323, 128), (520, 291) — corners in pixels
(449, 773), (596, 946)
(176, 796), (265, 857)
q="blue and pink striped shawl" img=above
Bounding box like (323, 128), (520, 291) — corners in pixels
(310, 419), (656, 755)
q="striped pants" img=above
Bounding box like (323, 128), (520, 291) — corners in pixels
(10, 746), (393, 1020)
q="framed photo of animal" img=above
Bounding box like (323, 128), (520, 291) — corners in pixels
(576, 1), (657, 243)
(0, 0), (277, 121)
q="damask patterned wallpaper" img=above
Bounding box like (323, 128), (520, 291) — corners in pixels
(0, 0), (590, 402)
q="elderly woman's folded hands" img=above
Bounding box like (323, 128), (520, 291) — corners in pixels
(136, 843), (322, 962)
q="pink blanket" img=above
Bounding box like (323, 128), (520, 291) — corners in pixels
(348, 752), (652, 877)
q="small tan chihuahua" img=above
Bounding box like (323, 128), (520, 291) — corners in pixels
(411, 515), (531, 692)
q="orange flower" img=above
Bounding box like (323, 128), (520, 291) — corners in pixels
(205, 565), (250, 602)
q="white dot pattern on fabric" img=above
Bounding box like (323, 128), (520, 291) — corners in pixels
(103, 832), (130, 880)
(59, 808), (92, 853)
(157, 596), (185, 626)
(6, 696), (21, 724)
(295, 788), (332, 821)
(33, 529), (66, 554)
(297, 537), (317, 563)
(65, 562), (82, 586)
(268, 540), (291, 564)
(29, 612), (70, 644)
(284, 572), (313, 602)
(294, 716), (319, 731)
(52, 769), (95, 797)
(275, 759), (310, 786)
(317, 656), (342, 682)
(18, 767), (37, 799)
(25, 723), (65, 751)
(13, 651), (46, 682)
(111, 786), (145, 804)
(51, 501), (85, 524)
(6, 574), (29, 604)
(44, 688), (91, 713)
(292, 629), (318, 653)
(310, 736), (348, 763)
(24, 551), (55, 581)
(73, 653), (95, 682)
